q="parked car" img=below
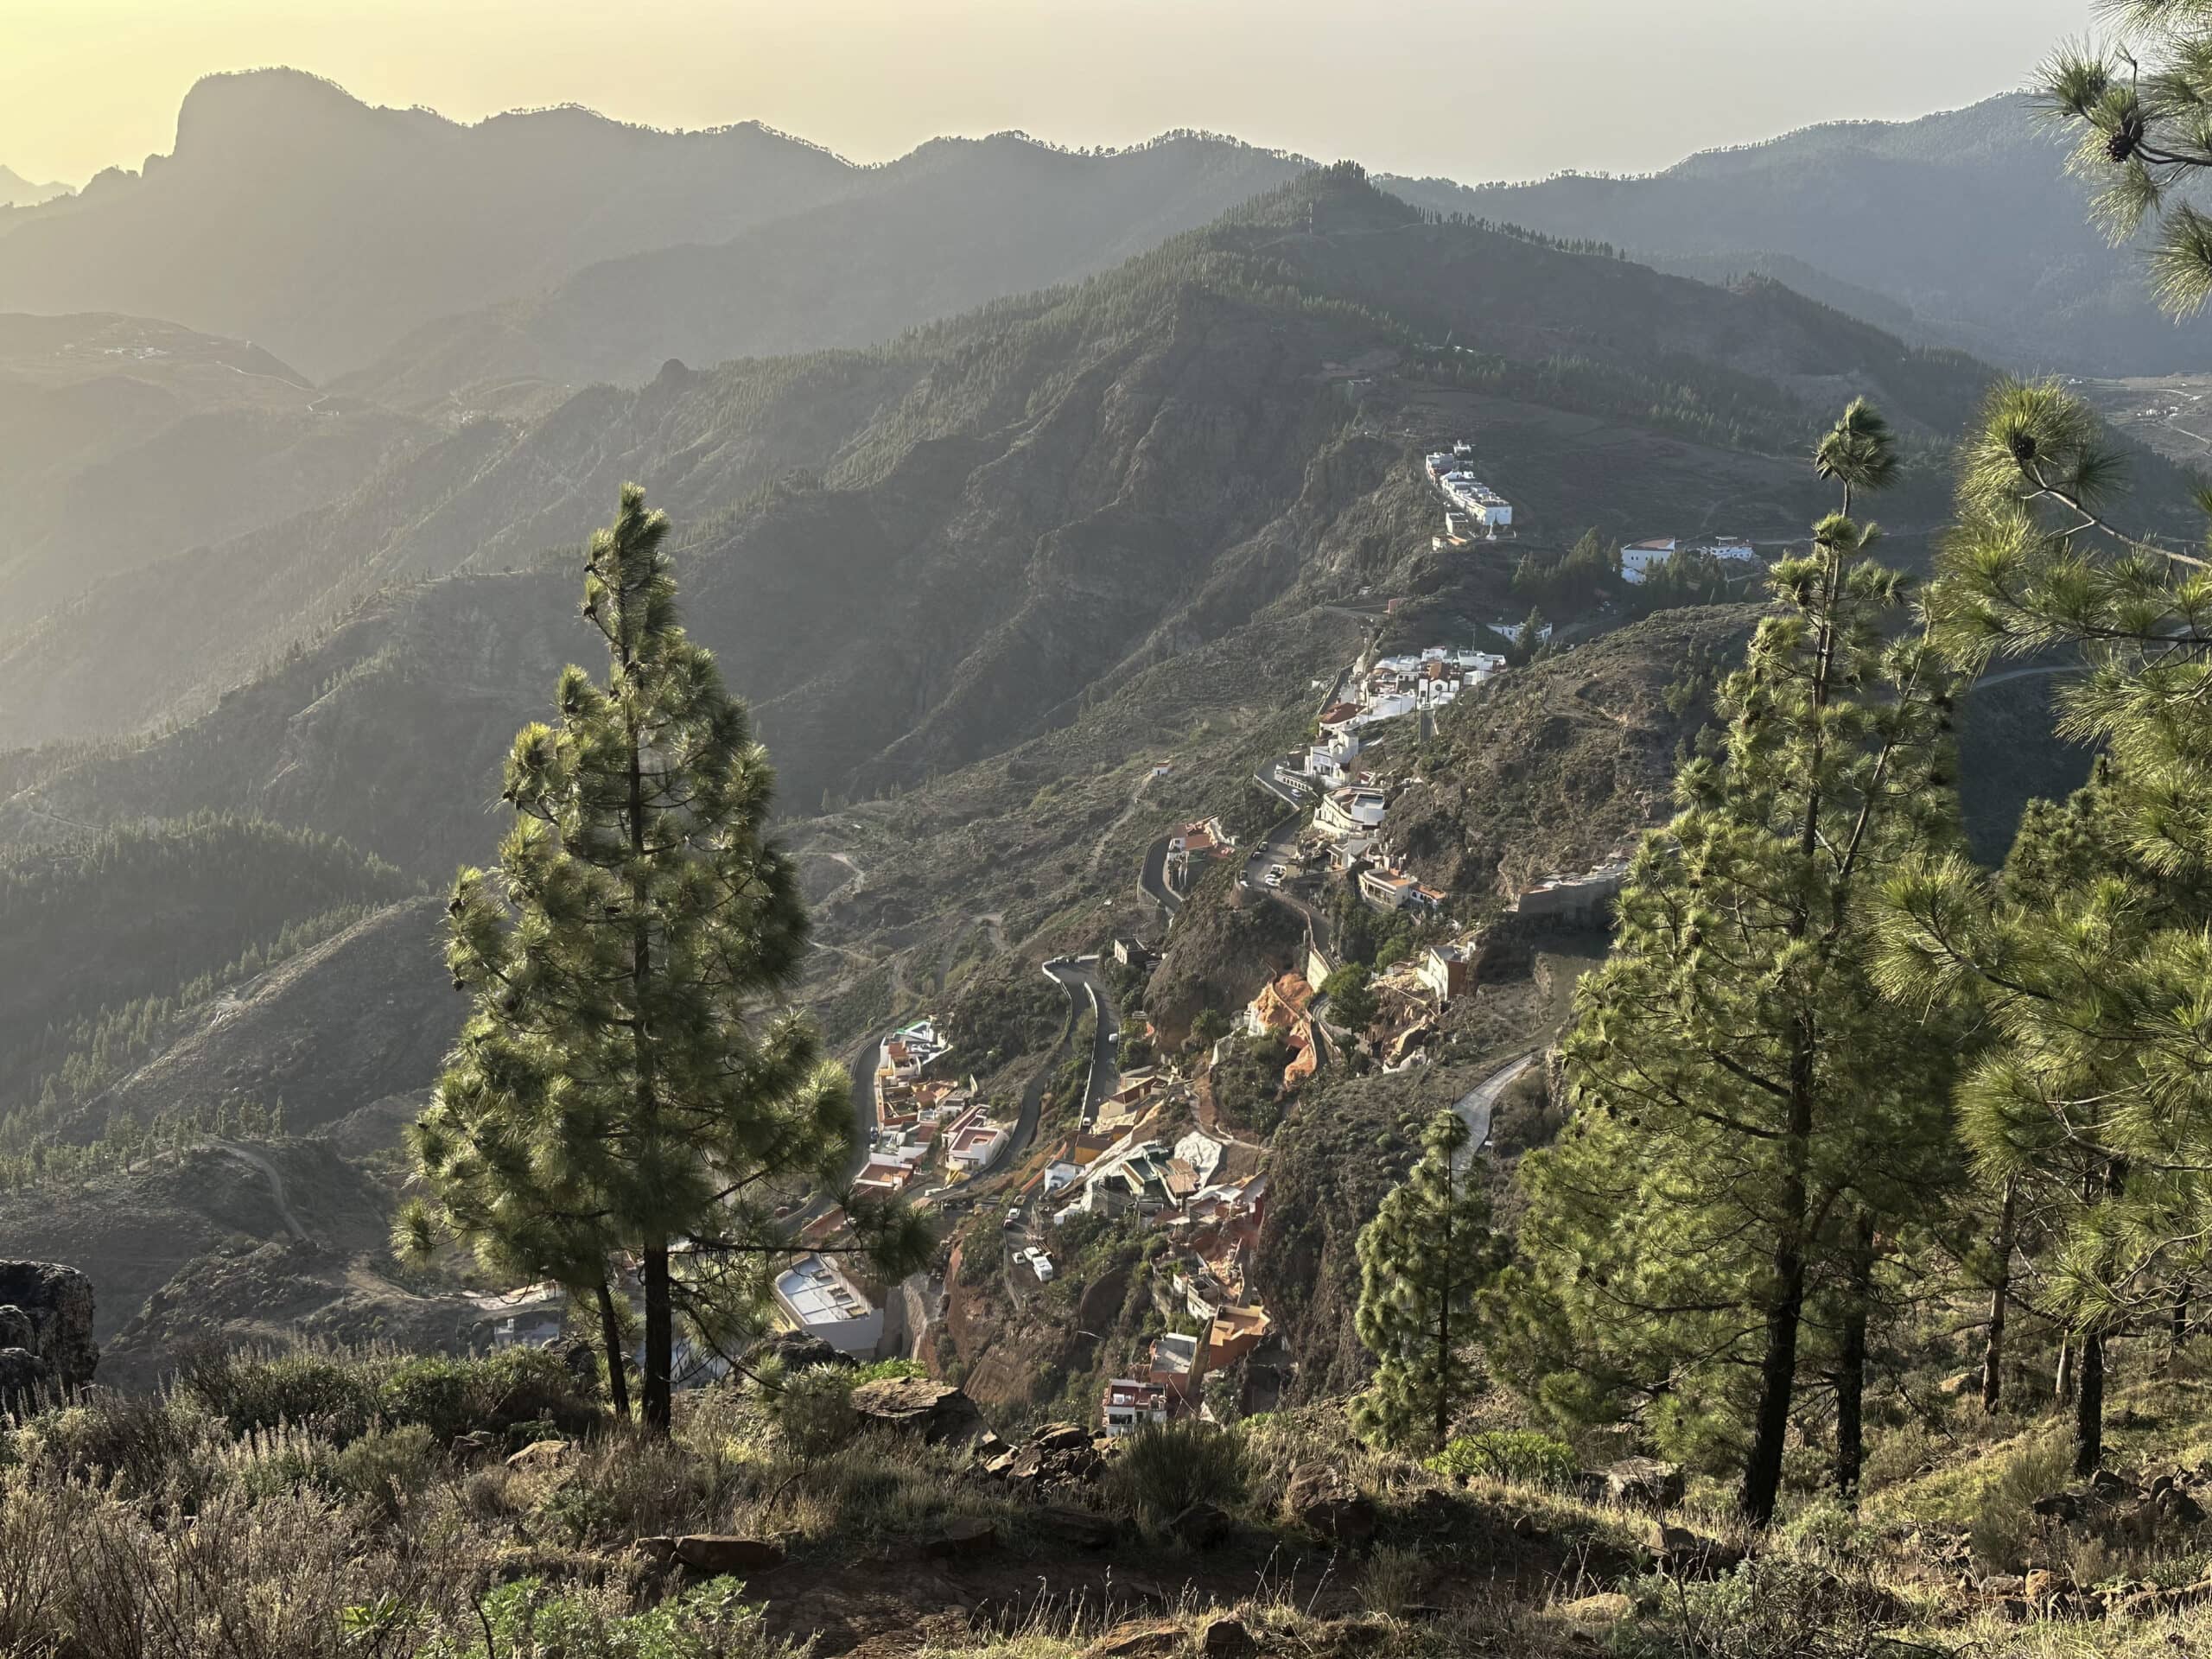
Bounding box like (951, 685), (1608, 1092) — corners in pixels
(1265, 865), (1286, 887)
(1004, 1207), (1021, 1228)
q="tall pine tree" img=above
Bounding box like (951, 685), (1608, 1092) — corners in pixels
(401, 484), (926, 1433)
(1499, 405), (1961, 1523)
(1881, 378), (2212, 1472)
(1351, 1110), (1500, 1452)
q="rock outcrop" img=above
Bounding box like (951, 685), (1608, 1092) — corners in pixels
(849, 1376), (989, 1447)
(0, 1261), (98, 1399)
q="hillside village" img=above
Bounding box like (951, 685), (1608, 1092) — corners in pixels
(448, 432), (1750, 1439)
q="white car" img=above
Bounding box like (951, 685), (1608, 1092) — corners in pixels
(1265, 865), (1286, 888)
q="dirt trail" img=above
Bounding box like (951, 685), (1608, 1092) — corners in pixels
(211, 1141), (309, 1242)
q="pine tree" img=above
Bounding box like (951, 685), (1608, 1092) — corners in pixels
(1879, 378), (2212, 1474)
(1499, 410), (1961, 1523)
(400, 484), (928, 1433)
(1351, 1110), (1500, 1452)
(2042, 6), (2212, 319)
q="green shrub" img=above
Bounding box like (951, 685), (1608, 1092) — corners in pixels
(766, 1368), (859, 1460)
(180, 1349), (376, 1440)
(329, 1423), (439, 1526)
(378, 1349), (590, 1444)
(1426, 1430), (1577, 1488)
(1102, 1421), (1250, 1534)
(23, 1393), (219, 1497)
(416, 1574), (796, 1659)
(1967, 1433), (2073, 1572)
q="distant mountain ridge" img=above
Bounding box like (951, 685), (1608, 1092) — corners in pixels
(1380, 93), (2196, 375)
(0, 70), (1309, 383)
(0, 165), (69, 208)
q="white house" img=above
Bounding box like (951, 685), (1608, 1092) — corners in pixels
(1103, 1378), (1172, 1436)
(1315, 786), (1389, 842)
(1042, 1160), (1083, 1195)
(946, 1116), (1009, 1173)
(773, 1254), (883, 1357)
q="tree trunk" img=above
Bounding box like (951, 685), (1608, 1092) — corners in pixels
(597, 1279), (632, 1422)
(2055, 1333), (2075, 1404)
(1981, 1178), (2017, 1414)
(1742, 1023), (1817, 1529)
(1742, 1244), (1808, 1527)
(2073, 1330), (2105, 1478)
(1834, 1215), (1876, 1501)
(2172, 1281), (2192, 1361)
(643, 1242), (673, 1433)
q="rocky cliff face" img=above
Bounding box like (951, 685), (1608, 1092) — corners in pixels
(0, 1260), (98, 1397)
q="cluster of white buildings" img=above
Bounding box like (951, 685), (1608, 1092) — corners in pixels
(1307, 646), (1505, 772)
(1424, 442), (1513, 530)
(1619, 536), (1760, 585)
(859, 1017), (1010, 1197)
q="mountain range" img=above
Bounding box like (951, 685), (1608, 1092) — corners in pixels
(0, 71), (2171, 1364)
(1385, 93), (2198, 375)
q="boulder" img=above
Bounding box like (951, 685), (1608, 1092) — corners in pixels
(1285, 1464), (1377, 1547)
(920, 1516), (998, 1560)
(449, 1430), (498, 1459)
(1083, 1620), (1182, 1658)
(1605, 1457), (1687, 1510)
(1168, 1500), (1234, 1550)
(631, 1536), (679, 1570)
(2091, 1467), (2137, 1503)
(0, 1262), (97, 1391)
(1649, 1522), (1745, 1580)
(849, 1376), (988, 1447)
(0, 1307), (34, 1352)
(1200, 1615), (1255, 1656)
(753, 1331), (857, 1373)
(505, 1439), (573, 1472)
(1980, 1574), (2026, 1599)
(1033, 1422), (1092, 1452)
(0, 1347), (51, 1407)
(675, 1535), (786, 1573)
(1034, 1504), (1118, 1550)
(2112, 1580), (2212, 1619)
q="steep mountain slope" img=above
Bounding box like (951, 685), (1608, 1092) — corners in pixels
(340, 131), (1311, 411)
(0, 816), (421, 1167)
(0, 168), (2018, 906)
(1384, 95), (2189, 376)
(0, 69), (856, 377)
(0, 313), (431, 621)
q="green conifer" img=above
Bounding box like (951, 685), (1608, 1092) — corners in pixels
(400, 484), (928, 1433)
(1351, 1110), (1501, 1451)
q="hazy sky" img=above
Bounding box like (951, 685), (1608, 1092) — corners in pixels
(4, 0), (2092, 189)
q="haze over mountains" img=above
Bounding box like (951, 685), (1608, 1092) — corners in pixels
(1389, 93), (2193, 375)
(0, 65), (2160, 1369)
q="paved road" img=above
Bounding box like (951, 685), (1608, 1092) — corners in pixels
(842, 1034), (885, 1183)
(213, 1141), (308, 1242)
(1140, 833), (1181, 918)
(1451, 1049), (1541, 1175)
(1241, 813), (1331, 948)
(1253, 764), (1306, 809)
(1049, 958), (1122, 1122)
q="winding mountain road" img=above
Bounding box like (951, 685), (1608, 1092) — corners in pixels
(1451, 1049), (1541, 1175)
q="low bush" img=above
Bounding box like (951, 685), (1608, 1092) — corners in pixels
(329, 1423), (440, 1527)
(1102, 1421), (1251, 1535)
(764, 1366), (859, 1460)
(412, 1574), (798, 1659)
(180, 1346), (377, 1440)
(1966, 1433), (2072, 1572)
(1427, 1430), (1577, 1488)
